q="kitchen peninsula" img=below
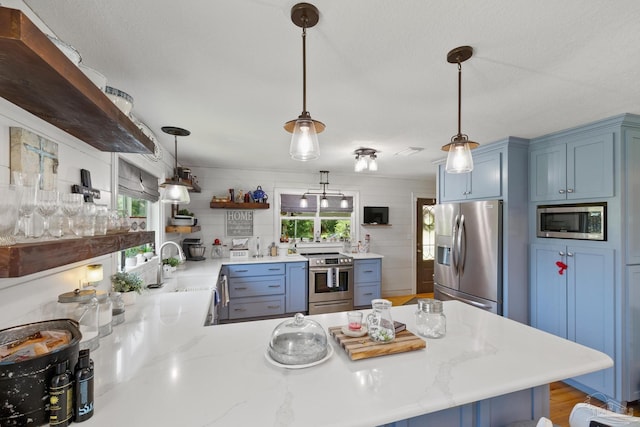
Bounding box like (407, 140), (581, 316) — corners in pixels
(85, 260), (611, 427)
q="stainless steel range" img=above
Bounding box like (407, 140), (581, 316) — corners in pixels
(305, 253), (354, 314)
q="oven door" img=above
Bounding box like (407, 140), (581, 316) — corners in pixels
(308, 266), (353, 303)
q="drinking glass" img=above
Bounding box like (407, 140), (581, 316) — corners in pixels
(11, 172), (40, 239)
(36, 190), (60, 238)
(0, 184), (21, 246)
(81, 201), (97, 236)
(60, 193), (84, 236)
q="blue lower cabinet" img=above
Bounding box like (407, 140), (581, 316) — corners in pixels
(286, 262), (308, 314)
(354, 259), (382, 308)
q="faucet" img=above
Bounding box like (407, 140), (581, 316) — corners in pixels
(156, 241), (186, 286)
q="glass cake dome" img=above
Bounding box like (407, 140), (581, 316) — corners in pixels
(268, 313), (328, 365)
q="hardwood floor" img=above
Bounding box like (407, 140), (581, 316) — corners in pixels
(385, 293), (627, 426)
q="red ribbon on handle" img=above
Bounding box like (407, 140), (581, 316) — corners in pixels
(556, 261), (568, 275)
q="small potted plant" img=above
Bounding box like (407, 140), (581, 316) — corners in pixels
(111, 271), (144, 305)
(162, 257), (180, 275)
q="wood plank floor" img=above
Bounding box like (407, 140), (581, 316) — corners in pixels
(383, 293), (629, 426)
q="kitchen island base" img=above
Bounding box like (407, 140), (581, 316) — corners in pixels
(382, 385), (548, 427)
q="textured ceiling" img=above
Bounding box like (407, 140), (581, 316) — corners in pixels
(19, 0), (640, 179)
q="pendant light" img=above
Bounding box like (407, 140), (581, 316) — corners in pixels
(160, 126), (191, 204)
(284, 3), (325, 161)
(299, 171), (348, 209)
(441, 46), (479, 174)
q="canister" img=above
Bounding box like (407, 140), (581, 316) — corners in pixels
(110, 291), (125, 325)
(95, 290), (113, 337)
(57, 289), (100, 351)
(415, 298), (446, 339)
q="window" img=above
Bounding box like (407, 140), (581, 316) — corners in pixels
(280, 193), (355, 242)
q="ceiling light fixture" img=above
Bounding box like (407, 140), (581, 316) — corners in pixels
(284, 2), (324, 161)
(160, 126), (191, 204)
(300, 171), (348, 208)
(442, 46), (479, 174)
(354, 148), (379, 172)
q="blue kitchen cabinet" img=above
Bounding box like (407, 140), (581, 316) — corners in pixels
(529, 131), (614, 201)
(354, 258), (381, 308)
(530, 243), (614, 396)
(438, 149), (502, 202)
(286, 262), (308, 313)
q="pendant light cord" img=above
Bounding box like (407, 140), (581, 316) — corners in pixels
(301, 22), (308, 114)
(457, 61), (462, 137)
(173, 135), (179, 180)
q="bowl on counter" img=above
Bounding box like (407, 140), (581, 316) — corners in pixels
(189, 246), (206, 258)
(104, 86), (134, 115)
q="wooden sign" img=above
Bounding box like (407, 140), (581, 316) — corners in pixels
(226, 210), (253, 237)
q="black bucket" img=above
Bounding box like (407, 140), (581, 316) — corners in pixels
(0, 319), (81, 427)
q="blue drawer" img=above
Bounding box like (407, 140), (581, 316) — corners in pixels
(228, 276), (285, 298)
(354, 259), (381, 283)
(227, 263), (285, 277)
(228, 296), (285, 319)
(354, 284), (380, 307)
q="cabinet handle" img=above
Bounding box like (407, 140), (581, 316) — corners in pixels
(363, 292), (373, 296)
(267, 305), (281, 309)
(364, 270), (373, 273)
(268, 285), (281, 288)
(558, 189), (566, 194)
(268, 268), (282, 271)
(559, 251), (565, 256)
(567, 188), (574, 193)
(233, 308), (247, 312)
(234, 287), (247, 290)
(567, 252), (574, 257)
(235, 269), (249, 273)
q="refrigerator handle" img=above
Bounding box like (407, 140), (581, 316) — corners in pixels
(437, 288), (493, 311)
(452, 214), (460, 271)
(458, 214), (466, 276)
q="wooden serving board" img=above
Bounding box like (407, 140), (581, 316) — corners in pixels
(328, 326), (426, 361)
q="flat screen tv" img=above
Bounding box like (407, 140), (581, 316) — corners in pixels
(363, 206), (389, 225)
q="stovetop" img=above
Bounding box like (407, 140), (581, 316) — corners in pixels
(303, 252), (353, 266)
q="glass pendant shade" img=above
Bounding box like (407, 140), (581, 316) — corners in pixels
(161, 182), (190, 204)
(368, 156), (378, 171)
(299, 194), (309, 208)
(290, 118), (320, 161)
(445, 142), (474, 174)
(320, 196), (329, 208)
(340, 196), (348, 209)
(354, 155), (367, 172)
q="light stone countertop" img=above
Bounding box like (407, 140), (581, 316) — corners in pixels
(85, 266), (612, 427)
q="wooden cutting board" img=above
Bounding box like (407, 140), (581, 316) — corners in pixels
(328, 326), (426, 361)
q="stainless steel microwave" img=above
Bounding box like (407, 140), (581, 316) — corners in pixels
(536, 203), (606, 240)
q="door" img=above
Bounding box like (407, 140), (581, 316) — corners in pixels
(458, 200), (502, 304)
(416, 198), (436, 293)
(530, 244), (567, 338)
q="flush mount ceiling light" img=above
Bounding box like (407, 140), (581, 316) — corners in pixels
(441, 46), (479, 174)
(160, 126), (191, 204)
(284, 2), (325, 161)
(300, 170), (348, 208)
(354, 148), (379, 172)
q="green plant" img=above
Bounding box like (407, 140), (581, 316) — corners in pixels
(177, 208), (194, 217)
(124, 246), (144, 258)
(162, 257), (180, 267)
(111, 271), (144, 294)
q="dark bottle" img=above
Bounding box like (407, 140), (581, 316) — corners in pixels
(49, 360), (73, 426)
(73, 349), (95, 421)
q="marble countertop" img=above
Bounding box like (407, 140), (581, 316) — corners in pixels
(86, 277), (612, 426)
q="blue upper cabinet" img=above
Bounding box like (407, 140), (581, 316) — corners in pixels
(530, 130), (614, 202)
(438, 149), (502, 202)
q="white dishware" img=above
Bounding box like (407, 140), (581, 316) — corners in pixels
(104, 86), (133, 115)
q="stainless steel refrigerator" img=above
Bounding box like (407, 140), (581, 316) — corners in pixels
(433, 200), (503, 314)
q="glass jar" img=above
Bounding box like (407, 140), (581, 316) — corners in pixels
(57, 289), (100, 351)
(95, 290), (113, 337)
(415, 298), (446, 339)
(110, 292), (125, 325)
(94, 204), (109, 235)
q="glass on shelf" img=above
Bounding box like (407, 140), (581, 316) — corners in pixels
(0, 184), (21, 246)
(35, 190), (59, 239)
(12, 172), (40, 240)
(60, 193), (84, 236)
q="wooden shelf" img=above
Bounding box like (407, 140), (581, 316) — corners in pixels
(0, 7), (154, 153)
(210, 202), (270, 209)
(165, 225), (201, 234)
(0, 231), (154, 278)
